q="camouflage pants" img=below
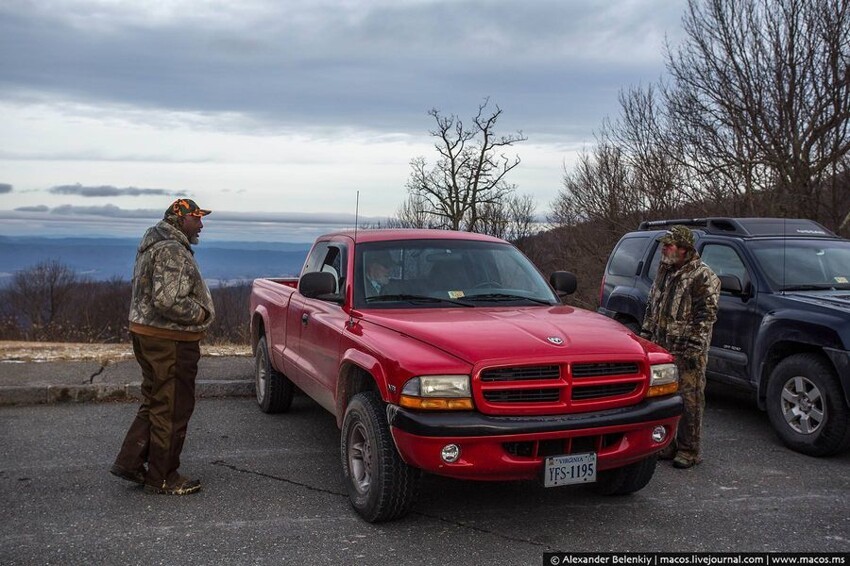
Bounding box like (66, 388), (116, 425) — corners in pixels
(113, 334), (200, 485)
(672, 352), (707, 461)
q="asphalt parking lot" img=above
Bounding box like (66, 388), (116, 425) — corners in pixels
(1, 386), (848, 565)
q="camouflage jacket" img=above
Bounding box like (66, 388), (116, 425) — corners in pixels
(128, 220), (215, 338)
(640, 251), (720, 358)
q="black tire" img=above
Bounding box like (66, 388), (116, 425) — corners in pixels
(589, 455), (657, 496)
(255, 336), (294, 414)
(340, 392), (421, 522)
(766, 353), (850, 457)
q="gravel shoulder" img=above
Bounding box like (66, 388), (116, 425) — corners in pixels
(0, 341), (251, 363)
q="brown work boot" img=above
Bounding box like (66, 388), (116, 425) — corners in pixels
(144, 475), (202, 495)
(672, 454), (702, 469)
(110, 463), (146, 485)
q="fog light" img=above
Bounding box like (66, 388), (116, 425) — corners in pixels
(651, 426), (667, 443)
(441, 444), (461, 463)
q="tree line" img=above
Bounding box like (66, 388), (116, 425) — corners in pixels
(0, 260), (251, 344)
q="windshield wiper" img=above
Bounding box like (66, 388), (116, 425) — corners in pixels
(366, 294), (474, 307)
(780, 284), (847, 291)
(460, 293), (554, 305)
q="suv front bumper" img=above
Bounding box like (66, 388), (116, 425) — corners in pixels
(387, 395), (682, 481)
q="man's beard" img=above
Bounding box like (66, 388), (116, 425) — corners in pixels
(660, 254), (677, 265)
(189, 234), (200, 245)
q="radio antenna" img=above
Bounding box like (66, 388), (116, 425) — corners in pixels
(354, 190), (360, 242)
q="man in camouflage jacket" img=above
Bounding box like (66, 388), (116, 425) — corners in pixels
(111, 198), (215, 495)
(640, 225), (720, 469)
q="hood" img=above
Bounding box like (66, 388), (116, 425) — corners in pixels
(361, 306), (650, 365)
(781, 291), (850, 312)
(138, 220), (190, 254)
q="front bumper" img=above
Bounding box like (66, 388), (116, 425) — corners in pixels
(387, 395), (682, 481)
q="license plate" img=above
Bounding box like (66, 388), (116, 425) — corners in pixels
(544, 452), (597, 487)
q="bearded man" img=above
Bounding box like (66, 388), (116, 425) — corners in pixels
(640, 225), (720, 469)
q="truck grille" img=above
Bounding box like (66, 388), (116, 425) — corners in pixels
(480, 365), (560, 382)
(572, 383), (637, 400)
(484, 389), (561, 402)
(475, 362), (645, 412)
(572, 362), (639, 378)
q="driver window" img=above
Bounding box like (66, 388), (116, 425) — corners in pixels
(701, 244), (747, 283)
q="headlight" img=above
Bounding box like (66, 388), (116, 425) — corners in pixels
(647, 363), (678, 397)
(400, 375), (473, 410)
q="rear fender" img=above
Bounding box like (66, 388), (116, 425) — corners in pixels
(604, 288), (646, 324)
(251, 306), (270, 354)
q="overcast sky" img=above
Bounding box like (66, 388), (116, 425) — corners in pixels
(0, 0), (686, 242)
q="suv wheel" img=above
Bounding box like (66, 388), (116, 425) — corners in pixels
(341, 392), (422, 522)
(255, 336), (295, 413)
(766, 353), (850, 457)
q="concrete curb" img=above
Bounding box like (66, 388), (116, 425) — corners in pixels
(0, 379), (254, 406)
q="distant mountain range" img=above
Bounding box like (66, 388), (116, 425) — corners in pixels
(0, 236), (311, 285)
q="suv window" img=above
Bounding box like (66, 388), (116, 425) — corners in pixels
(701, 244), (747, 283)
(608, 237), (648, 276)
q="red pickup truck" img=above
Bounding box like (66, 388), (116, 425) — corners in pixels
(250, 229), (682, 522)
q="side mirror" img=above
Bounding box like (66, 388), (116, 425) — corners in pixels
(300, 271), (337, 299)
(550, 271), (577, 296)
(718, 274), (742, 294)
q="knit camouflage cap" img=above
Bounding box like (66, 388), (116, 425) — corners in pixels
(657, 225), (695, 248)
(165, 198), (211, 218)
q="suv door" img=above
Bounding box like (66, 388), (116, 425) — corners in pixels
(698, 242), (760, 387)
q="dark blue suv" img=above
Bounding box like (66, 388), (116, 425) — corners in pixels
(599, 218), (850, 457)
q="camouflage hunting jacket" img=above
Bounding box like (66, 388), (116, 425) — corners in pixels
(128, 220), (215, 340)
(640, 251), (720, 358)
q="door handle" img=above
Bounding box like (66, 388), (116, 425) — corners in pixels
(301, 312), (309, 325)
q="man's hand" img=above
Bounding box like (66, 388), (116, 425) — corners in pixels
(680, 354), (700, 371)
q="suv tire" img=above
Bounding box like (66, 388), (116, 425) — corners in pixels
(766, 353), (850, 457)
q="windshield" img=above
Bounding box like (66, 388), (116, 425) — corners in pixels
(353, 239), (559, 308)
(749, 239), (850, 291)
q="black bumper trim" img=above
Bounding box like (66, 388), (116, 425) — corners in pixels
(386, 395), (683, 437)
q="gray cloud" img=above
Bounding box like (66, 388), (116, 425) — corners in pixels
(0, 1), (684, 137)
(0, 183), (11, 193)
(48, 184), (181, 197)
(8, 204), (379, 225)
(0, 206), (387, 242)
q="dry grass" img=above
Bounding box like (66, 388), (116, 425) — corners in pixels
(0, 341), (251, 363)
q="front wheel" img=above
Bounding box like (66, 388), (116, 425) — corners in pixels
(766, 353), (850, 457)
(255, 336), (294, 414)
(340, 392), (421, 522)
(589, 455), (657, 495)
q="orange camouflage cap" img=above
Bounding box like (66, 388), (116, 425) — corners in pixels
(166, 198), (211, 218)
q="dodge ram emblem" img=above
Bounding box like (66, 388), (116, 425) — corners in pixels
(547, 336), (564, 345)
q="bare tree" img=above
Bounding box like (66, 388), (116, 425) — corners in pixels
(394, 193), (443, 229)
(5, 260), (80, 340)
(665, 0), (850, 220)
(406, 98), (528, 232)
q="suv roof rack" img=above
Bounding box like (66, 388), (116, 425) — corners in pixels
(638, 217), (837, 238)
